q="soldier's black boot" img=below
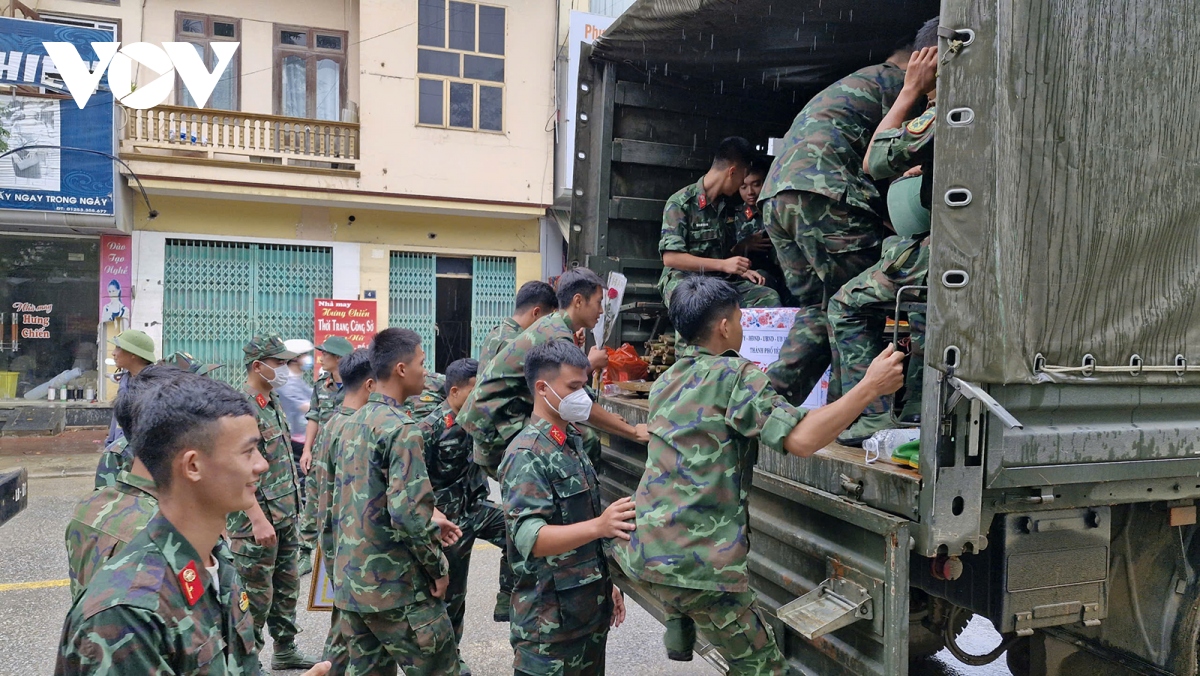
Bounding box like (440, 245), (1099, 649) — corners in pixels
(493, 590), (511, 623)
(664, 615), (696, 661)
(271, 643), (318, 670)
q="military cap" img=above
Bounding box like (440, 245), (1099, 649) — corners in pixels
(160, 351), (222, 376)
(109, 330), (156, 363)
(316, 336), (354, 358)
(243, 332), (298, 365)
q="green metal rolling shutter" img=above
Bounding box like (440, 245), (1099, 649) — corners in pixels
(388, 252), (437, 356)
(162, 239), (332, 386)
(470, 256), (516, 359)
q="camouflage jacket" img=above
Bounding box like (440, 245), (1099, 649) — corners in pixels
(499, 417), (610, 643)
(55, 513), (257, 676)
(416, 401), (489, 521)
(227, 386), (300, 536)
(66, 470), (159, 599)
(761, 62), (905, 216)
(311, 404), (359, 561)
(733, 204), (766, 243)
(460, 312), (578, 471)
(93, 437), (133, 490)
(866, 104), (936, 180)
(331, 392), (449, 612)
(479, 316), (522, 367)
(618, 345), (805, 593)
(658, 176), (737, 262)
(305, 371), (344, 426)
(402, 372), (446, 421)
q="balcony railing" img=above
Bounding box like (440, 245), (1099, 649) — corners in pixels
(121, 105), (359, 173)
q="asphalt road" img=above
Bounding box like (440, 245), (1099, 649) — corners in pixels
(0, 474), (1011, 675)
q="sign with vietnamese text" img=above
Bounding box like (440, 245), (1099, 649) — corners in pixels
(99, 235), (131, 328)
(12, 302), (52, 340)
(313, 299), (377, 348)
(741, 307), (829, 408)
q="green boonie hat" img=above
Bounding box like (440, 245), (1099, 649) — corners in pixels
(316, 335), (354, 358)
(888, 175), (931, 238)
(109, 330), (156, 363)
(161, 351), (222, 376)
(243, 332), (298, 365)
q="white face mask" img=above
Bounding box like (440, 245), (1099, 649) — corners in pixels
(260, 362), (290, 389)
(541, 382), (593, 423)
(300, 355), (314, 371)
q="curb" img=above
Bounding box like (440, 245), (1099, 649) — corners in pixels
(28, 470), (95, 480)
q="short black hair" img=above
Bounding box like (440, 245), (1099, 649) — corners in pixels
(514, 281), (559, 313)
(339, 348), (373, 392)
(669, 276), (741, 344)
(712, 136), (754, 170)
(746, 156), (771, 179)
(556, 267), (604, 308)
(914, 17), (939, 51)
(369, 328), (422, 381)
(444, 358), (479, 393)
(525, 339), (591, 393)
(115, 365), (186, 440)
(132, 373), (255, 491)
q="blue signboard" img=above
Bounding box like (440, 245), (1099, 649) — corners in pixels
(0, 17), (114, 216)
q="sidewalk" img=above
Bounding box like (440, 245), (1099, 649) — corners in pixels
(0, 428), (106, 478)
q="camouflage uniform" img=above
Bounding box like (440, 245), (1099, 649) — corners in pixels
(332, 392), (459, 676)
(829, 106), (937, 419)
(227, 384), (303, 653)
(500, 417), (612, 676)
(65, 469), (158, 599)
(417, 402), (511, 659)
(759, 63), (905, 404)
(403, 371), (447, 421)
(733, 205), (790, 304)
(55, 513), (258, 675)
(658, 177), (782, 309)
(615, 345), (808, 674)
(299, 371), (344, 552)
(479, 317), (522, 367)
(93, 437), (132, 490)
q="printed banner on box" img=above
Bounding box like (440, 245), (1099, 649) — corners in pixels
(314, 299), (377, 348)
(741, 307), (829, 408)
(99, 234), (131, 326)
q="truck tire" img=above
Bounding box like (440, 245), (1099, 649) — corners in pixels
(909, 592), (970, 661)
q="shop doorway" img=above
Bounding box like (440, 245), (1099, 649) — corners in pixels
(435, 257), (473, 374)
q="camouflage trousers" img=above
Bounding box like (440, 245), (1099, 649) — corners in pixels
(229, 521), (302, 651)
(340, 599), (460, 676)
(762, 190), (884, 405)
(443, 499), (513, 642)
(298, 462), (324, 553)
(829, 236), (930, 417)
(513, 627), (608, 676)
(658, 269), (781, 309)
(324, 606), (349, 675)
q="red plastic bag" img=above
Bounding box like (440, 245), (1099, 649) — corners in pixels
(603, 343), (649, 384)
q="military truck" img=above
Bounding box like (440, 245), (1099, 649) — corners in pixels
(569, 1), (1200, 674)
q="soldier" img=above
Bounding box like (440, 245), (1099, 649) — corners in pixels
(500, 339), (633, 676)
(94, 352), (221, 490)
(56, 371), (331, 676)
(731, 156), (789, 303)
(331, 328), (459, 675)
(614, 276), (904, 672)
(479, 280), (559, 367)
(103, 329), (156, 447)
(460, 267), (648, 480)
(417, 358), (510, 674)
(227, 333), (319, 671)
(832, 22), (939, 444)
(658, 137), (781, 309)
(759, 38), (917, 405)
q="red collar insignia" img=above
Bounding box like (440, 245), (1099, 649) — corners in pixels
(179, 560), (203, 606)
(744, 206), (755, 220)
(697, 193), (708, 209)
(255, 394), (268, 409)
(549, 425), (567, 446)
(445, 413), (455, 428)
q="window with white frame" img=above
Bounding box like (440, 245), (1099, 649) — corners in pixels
(416, 0), (504, 132)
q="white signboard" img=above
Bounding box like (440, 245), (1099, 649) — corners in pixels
(741, 307), (829, 408)
(556, 11), (617, 199)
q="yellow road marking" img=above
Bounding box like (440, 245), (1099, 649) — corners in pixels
(0, 578), (70, 592)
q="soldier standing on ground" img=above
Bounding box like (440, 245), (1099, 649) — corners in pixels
(500, 340), (634, 676)
(478, 281), (559, 367)
(56, 371), (331, 676)
(228, 333), (319, 671)
(615, 276), (904, 673)
(102, 329), (156, 448)
(331, 328), (460, 675)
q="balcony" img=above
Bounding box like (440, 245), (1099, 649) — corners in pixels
(121, 105), (360, 175)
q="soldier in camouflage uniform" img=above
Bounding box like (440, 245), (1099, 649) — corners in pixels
(731, 157), (789, 304)
(759, 42), (915, 405)
(56, 371), (332, 676)
(614, 277), (904, 672)
(298, 336), (353, 568)
(658, 137), (781, 309)
(403, 370), (447, 421)
(461, 267), (647, 476)
(500, 340), (633, 676)
(831, 28), (939, 444)
(228, 333), (319, 671)
(331, 328), (459, 675)
(478, 280), (559, 367)
(417, 358), (511, 674)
